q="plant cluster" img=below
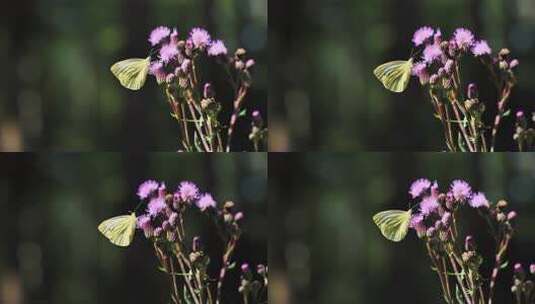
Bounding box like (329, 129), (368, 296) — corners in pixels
(112, 25), (267, 152)
(135, 180), (267, 304)
(404, 178), (532, 304)
(386, 26), (532, 151)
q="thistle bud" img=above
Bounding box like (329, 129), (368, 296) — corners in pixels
(467, 83), (478, 99)
(162, 220), (171, 231)
(444, 60), (454, 74)
(497, 212), (506, 222)
(252, 110), (264, 128)
(246, 59), (255, 69)
(509, 59), (519, 69)
(507, 211), (517, 221)
(530, 264), (535, 274)
(426, 227), (436, 238)
(430, 74), (439, 85)
(465, 235), (475, 251)
(154, 227), (163, 237)
(442, 212), (452, 226)
(235, 48), (246, 57)
(514, 263), (525, 280)
(203, 83), (215, 99)
(499, 61), (509, 70)
(498, 48), (511, 60)
(234, 212), (244, 221)
(193, 236), (202, 252)
(235, 60), (245, 70)
(497, 200), (508, 209)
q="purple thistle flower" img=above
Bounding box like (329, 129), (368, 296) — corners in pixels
(450, 180), (472, 201)
(137, 180), (159, 199)
(420, 196), (440, 216)
(149, 62), (166, 84)
(234, 212), (244, 221)
(196, 193), (216, 211)
(412, 26), (435, 46)
(472, 40), (492, 56)
(147, 196), (167, 217)
(208, 40), (228, 56)
(190, 28), (211, 49)
(410, 213), (427, 236)
(409, 178), (432, 199)
(177, 181), (200, 203)
(137, 214), (151, 229)
(509, 59), (519, 69)
(159, 43), (179, 63)
(530, 264), (535, 275)
(149, 26), (171, 46)
(454, 28), (475, 50)
(412, 62), (430, 85)
(137, 215), (153, 237)
(507, 211), (517, 221)
(423, 43), (443, 63)
(469, 192), (489, 208)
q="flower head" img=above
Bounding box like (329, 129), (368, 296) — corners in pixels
(177, 181), (200, 203)
(147, 196), (167, 217)
(190, 28), (211, 49)
(412, 62), (430, 85)
(450, 180), (472, 201)
(454, 28), (474, 50)
(208, 40), (228, 56)
(159, 43), (179, 63)
(409, 178), (432, 199)
(412, 26), (435, 46)
(149, 26), (171, 46)
(149, 62), (166, 83)
(472, 40), (492, 56)
(137, 180), (159, 199)
(423, 43), (443, 63)
(196, 193), (216, 211)
(469, 192), (489, 208)
(420, 196), (440, 216)
(137, 214), (151, 229)
(410, 213), (427, 236)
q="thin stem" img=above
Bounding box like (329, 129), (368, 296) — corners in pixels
(226, 86), (248, 152)
(216, 237), (238, 304)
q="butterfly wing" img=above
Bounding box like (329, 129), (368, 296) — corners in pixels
(98, 213), (137, 247)
(373, 59), (413, 93)
(372, 209), (412, 242)
(110, 57), (150, 91)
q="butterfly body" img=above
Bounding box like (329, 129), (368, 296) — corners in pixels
(373, 59), (413, 93)
(372, 209), (412, 242)
(98, 212), (137, 247)
(110, 57), (151, 91)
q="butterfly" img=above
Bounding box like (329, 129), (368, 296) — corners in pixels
(98, 212), (137, 247)
(372, 209), (412, 242)
(110, 57), (151, 91)
(373, 59), (413, 93)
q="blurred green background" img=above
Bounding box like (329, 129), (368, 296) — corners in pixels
(270, 153), (535, 304)
(269, 0), (535, 151)
(0, 0), (267, 151)
(0, 153), (267, 303)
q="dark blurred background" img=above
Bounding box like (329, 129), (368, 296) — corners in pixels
(0, 0), (267, 151)
(270, 153), (535, 303)
(0, 153), (267, 303)
(269, 0), (535, 151)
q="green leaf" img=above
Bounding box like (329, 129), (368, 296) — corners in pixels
(238, 109), (247, 117)
(500, 261), (509, 269)
(502, 109), (511, 117)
